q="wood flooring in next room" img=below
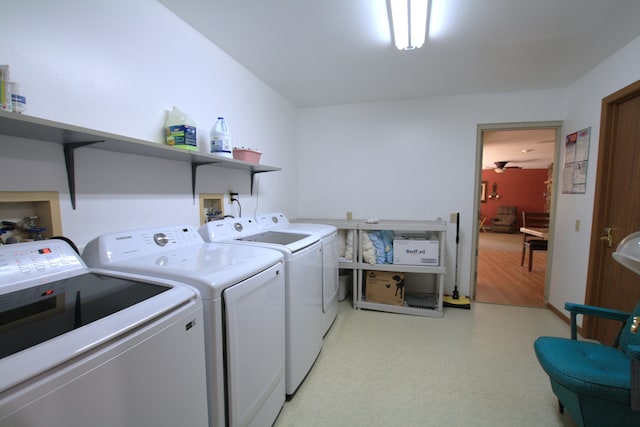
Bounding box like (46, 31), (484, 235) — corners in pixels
(475, 231), (547, 307)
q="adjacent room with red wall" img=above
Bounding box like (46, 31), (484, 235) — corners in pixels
(480, 168), (549, 230)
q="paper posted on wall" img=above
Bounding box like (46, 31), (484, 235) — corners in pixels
(562, 127), (590, 194)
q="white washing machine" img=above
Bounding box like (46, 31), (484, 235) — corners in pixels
(82, 225), (285, 427)
(199, 218), (324, 396)
(0, 239), (209, 427)
(256, 212), (338, 336)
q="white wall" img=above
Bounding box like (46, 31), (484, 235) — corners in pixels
(549, 35), (640, 316)
(297, 34), (640, 306)
(3, 1), (639, 310)
(0, 0), (298, 248)
(297, 89), (567, 297)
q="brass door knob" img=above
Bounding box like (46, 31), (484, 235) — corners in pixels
(600, 227), (613, 248)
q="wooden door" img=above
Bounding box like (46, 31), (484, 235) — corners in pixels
(584, 80), (640, 345)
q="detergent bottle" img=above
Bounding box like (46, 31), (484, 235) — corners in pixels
(165, 106), (197, 150)
(209, 117), (232, 158)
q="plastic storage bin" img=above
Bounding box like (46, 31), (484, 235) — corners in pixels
(233, 148), (262, 164)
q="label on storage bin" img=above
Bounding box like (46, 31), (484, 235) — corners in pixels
(393, 240), (439, 266)
(166, 125), (197, 150)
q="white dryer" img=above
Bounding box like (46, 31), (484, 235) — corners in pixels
(0, 239), (209, 427)
(199, 218), (324, 396)
(82, 225), (285, 427)
(256, 212), (338, 336)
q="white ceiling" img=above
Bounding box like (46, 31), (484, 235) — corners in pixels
(159, 0), (640, 108)
(482, 128), (556, 170)
(158, 0), (640, 168)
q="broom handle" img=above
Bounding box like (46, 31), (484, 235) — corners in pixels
(453, 212), (460, 298)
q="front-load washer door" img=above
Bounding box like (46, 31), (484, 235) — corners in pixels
(223, 263), (285, 427)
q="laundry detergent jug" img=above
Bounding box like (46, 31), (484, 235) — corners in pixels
(165, 106), (197, 150)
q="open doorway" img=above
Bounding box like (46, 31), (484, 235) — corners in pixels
(472, 122), (561, 307)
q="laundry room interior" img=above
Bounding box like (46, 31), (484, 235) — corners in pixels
(2, 1), (640, 426)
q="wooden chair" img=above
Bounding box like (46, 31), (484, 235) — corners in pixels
(479, 216), (487, 232)
(521, 212), (549, 271)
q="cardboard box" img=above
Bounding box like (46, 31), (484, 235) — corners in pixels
(364, 271), (405, 306)
(393, 239), (439, 266)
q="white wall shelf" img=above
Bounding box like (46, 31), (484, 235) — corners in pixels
(0, 110), (281, 209)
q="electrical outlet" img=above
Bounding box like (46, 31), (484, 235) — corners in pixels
(228, 192), (238, 203)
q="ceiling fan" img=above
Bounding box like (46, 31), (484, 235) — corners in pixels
(493, 161), (522, 173)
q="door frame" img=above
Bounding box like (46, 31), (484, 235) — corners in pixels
(471, 121), (563, 301)
(583, 80), (640, 337)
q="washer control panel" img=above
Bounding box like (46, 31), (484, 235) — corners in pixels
(85, 225), (204, 264)
(255, 212), (289, 228)
(153, 233), (170, 247)
(0, 240), (83, 289)
(198, 217), (261, 241)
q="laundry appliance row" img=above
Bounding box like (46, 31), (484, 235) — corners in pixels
(0, 212), (337, 427)
(199, 213), (338, 396)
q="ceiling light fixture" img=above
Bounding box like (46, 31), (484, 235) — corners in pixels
(389, 0), (430, 50)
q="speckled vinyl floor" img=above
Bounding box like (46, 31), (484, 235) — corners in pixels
(273, 299), (577, 427)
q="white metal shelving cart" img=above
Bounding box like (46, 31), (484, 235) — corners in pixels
(356, 220), (447, 318)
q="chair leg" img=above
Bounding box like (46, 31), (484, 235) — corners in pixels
(529, 248), (534, 272)
(521, 245), (526, 266)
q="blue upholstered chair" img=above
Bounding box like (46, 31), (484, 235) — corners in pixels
(535, 302), (640, 426)
(534, 232), (640, 426)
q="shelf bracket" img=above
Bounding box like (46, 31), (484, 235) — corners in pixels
(250, 171), (268, 195)
(63, 141), (103, 210)
(191, 162), (217, 203)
